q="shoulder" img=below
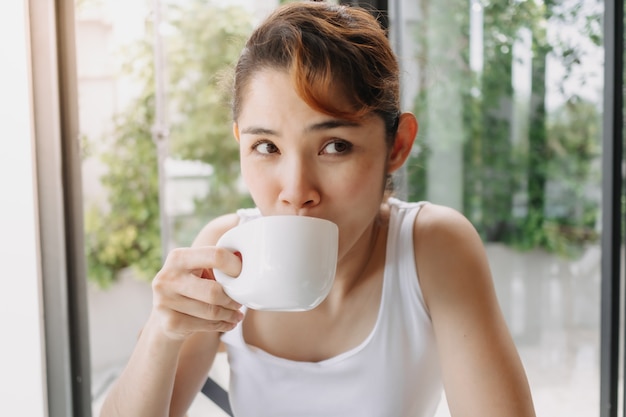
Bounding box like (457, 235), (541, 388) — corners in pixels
(413, 202), (483, 258)
(192, 213), (241, 247)
(412, 203), (491, 312)
(413, 203), (479, 242)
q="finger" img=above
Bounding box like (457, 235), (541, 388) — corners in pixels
(165, 293), (244, 324)
(156, 309), (238, 337)
(165, 246), (242, 278)
(175, 274), (242, 310)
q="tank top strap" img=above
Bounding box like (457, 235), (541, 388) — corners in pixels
(386, 197), (431, 318)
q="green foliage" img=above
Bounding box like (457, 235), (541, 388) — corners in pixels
(408, 0), (602, 258)
(84, 2), (254, 287)
(542, 98), (601, 253)
(85, 87), (163, 288)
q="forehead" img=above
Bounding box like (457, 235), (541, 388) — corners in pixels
(239, 68), (354, 120)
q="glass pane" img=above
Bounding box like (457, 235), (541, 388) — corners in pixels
(389, 0), (603, 416)
(74, 1), (155, 412)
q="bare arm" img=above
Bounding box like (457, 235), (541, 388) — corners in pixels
(414, 204), (535, 417)
(100, 214), (242, 417)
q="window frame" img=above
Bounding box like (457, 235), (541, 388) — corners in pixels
(599, 0), (624, 416)
(28, 0), (92, 415)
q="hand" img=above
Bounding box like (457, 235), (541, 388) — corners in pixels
(150, 246), (244, 341)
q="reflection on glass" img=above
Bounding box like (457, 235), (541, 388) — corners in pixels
(390, 0), (603, 416)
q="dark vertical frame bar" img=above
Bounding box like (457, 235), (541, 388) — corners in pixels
(56, 0), (93, 415)
(601, 0), (624, 416)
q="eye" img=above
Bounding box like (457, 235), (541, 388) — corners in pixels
(321, 140), (352, 155)
(252, 140), (279, 155)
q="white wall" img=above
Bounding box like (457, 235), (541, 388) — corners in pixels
(0, 1), (47, 415)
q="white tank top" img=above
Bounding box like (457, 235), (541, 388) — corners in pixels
(220, 198), (443, 416)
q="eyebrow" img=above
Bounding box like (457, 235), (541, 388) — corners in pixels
(240, 127), (278, 136)
(305, 119), (361, 132)
(240, 119), (361, 136)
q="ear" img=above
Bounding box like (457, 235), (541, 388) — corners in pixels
(232, 122), (241, 143)
(387, 112), (418, 174)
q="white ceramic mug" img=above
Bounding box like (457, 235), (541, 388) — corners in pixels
(214, 215), (339, 311)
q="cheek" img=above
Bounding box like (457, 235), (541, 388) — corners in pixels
(331, 160), (387, 198)
(241, 164), (271, 203)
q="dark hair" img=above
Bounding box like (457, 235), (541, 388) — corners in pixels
(232, 1), (401, 144)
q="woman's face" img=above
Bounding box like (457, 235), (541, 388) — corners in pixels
(233, 69), (391, 259)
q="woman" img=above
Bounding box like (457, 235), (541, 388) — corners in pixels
(100, 2), (536, 416)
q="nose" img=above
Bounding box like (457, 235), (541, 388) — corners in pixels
(278, 158), (321, 212)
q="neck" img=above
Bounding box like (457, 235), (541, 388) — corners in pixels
(331, 216), (385, 298)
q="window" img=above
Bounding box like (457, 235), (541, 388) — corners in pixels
(13, 0), (616, 416)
